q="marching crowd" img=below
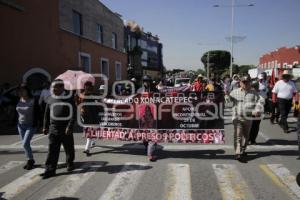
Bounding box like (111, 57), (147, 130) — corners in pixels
(11, 69), (300, 178)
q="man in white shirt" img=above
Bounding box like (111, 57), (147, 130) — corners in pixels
(272, 70), (298, 133)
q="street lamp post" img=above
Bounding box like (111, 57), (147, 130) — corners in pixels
(207, 51), (210, 78)
(214, 1), (254, 77)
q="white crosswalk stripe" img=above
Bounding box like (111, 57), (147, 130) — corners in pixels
(0, 161), (24, 175)
(165, 163), (192, 200)
(212, 164), (256, 200)
(0, 167), (44, 200)
(260, 164), (300, 200)
(10, 134), (46, 146)
(40, 161), (106, 200)
(0, 160), (299, 200)
(98, 162), (149, 200)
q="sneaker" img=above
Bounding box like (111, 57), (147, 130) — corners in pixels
(148, 156), (157, 162)
(83, 150), (91, 157)
(235, 154), (241, 160)
(67, 163), (75, 172)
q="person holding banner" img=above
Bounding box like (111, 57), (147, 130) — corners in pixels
(230, 76), (264, 162)
(77, 81), (101, 156)
(137, 75), (159, 161)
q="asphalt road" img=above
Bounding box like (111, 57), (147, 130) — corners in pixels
(0, 108), (299, 200)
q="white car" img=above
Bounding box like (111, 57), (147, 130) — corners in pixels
(174, 78), (190, 87)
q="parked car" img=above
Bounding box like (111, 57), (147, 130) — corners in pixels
(174, 78), (190, 87)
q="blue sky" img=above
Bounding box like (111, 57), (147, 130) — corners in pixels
(100, 0), (300, 70)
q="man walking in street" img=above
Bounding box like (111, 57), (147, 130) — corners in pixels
(230, 76), (264, 161)
(272, 70), (298, 133)
(41, 79), (76, 179)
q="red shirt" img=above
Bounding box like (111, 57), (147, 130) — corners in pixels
(193, 81), (203, 92)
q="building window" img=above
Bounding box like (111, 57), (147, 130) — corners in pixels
(73, 10), (82, 35)
(101, 58), (109, 78)
(112, 33), (117, 49)
(96, 24), (103, 43)
(127, 35), (131, 50)
(79, 52), (91, 72)
(115, 62), (122, 81)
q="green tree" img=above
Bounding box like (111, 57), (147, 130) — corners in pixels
(201, 50), (231, 76)
(238, 65), (255, 76)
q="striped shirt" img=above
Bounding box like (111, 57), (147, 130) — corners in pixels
(230, 88), (264, 120)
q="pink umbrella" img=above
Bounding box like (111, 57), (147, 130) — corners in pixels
(56, 70), (95, 90)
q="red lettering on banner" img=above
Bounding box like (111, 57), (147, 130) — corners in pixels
(142, 132), (146, 140)
(163, 133), (168, 141)
(91, 129), (96, 138)
(196, 134), (202, 141)
(115, 132), (119, 140)
(169, 133), (175, 140)
(103, 131), (107, 138)
(128, 132), (134, 140)
(156, 133), (162, 141)
(208, 133), (214, 141)
(136, 132), (142, 140)
(190, 133), (196, 142)
(175, 133), (181, 141)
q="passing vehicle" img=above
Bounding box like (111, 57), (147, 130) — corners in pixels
(174, 78), (190, 87)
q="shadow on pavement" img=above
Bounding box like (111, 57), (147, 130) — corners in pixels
(54, 161), (152, 177)
(47, 198), (79, 200)
(263, 139), (298, 145)
(245, 150), (299, 161)
(88, 143), (229, 160)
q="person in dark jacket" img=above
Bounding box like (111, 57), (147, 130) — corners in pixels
(77, 81), (101, 156)
(41, 79), (76, 179)
(16, 84), (39, 170)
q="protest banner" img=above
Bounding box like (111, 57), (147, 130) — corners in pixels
(82, 91), (225, 144)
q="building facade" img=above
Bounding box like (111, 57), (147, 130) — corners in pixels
(125, 22), (163, 82)
(259, 45), (300, 76)
(0, 0), (127, 89)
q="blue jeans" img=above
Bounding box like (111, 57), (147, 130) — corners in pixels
(17, 124), (36, 160)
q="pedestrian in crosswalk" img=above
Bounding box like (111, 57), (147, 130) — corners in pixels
(76, 81), (102, 156)
(229, 76), (264, 161)
(16, 84), (39, 170)
(137, 75), (159, 161)
(272, 70), (298, 133)
(249, 81), (265, 145)
(41, 79), (76, 179)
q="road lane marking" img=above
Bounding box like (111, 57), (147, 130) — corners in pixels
(213, 164), (255, 200)
(0, 161), (24, 175)
(260, 164), (300, 200)
(10, 134), (46, 146)
(40, 161), (105, 200)
(98, 162), (149, 200)
(30, 134), (48, 144)
(0, 168), (44, 199)
(258, 131), (270, 142)
(166, 163), (192, 200)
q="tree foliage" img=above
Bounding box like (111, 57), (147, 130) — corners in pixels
(201, 50), (231, 76)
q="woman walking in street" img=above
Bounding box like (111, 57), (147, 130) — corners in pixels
(16, 84), (39, 170)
